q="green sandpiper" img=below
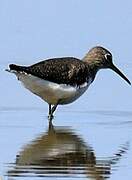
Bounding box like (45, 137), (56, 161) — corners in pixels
(6, 46), (131, 121)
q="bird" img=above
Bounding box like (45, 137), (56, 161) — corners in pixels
(6, 46), (131, 121)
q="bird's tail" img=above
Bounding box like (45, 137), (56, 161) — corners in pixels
(6, 64), (28, 73)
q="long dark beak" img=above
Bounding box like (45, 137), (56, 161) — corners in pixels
(110, 64), (131, 85)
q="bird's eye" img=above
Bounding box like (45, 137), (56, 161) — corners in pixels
(104, 53), (112, 60)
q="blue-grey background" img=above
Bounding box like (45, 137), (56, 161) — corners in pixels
(0, 1), (132, 180)
(0, 0), (132, 110)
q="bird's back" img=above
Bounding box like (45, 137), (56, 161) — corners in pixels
(10, 57), (91, 86)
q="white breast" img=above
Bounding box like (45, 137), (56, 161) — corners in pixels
(14, 72), (92, 105)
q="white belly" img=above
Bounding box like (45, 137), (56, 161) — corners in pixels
(15, 72), (91, 105)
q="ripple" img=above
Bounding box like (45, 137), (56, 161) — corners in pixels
(65, 109), (132, 118)
(0, 106), (44, 112)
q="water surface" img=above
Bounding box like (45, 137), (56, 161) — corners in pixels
(1, 63), (132, 180)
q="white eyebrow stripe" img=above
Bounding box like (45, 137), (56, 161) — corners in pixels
(104, 53), (111, 59)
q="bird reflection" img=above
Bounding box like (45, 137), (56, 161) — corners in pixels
(7, 123), (129, 179)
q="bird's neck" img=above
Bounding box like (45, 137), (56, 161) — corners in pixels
(83, 55), (102, 81)
(88, 63), (100, 82)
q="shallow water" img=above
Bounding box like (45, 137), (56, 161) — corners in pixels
(1, 63), (132, 180)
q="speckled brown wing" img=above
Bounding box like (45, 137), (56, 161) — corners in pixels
(9, 57), (90, 86)
(27, 57), (89, 86)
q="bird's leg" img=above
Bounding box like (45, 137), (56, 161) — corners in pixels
(48, 104), (52, 115)
(48, 104), (53, 120)
(48, 103), (58, 122)
(51, 104), (58, 115)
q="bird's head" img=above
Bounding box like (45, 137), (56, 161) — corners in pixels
(83, 46), (131, 85)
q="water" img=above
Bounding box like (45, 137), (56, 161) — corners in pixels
(1, 63), (132, 180)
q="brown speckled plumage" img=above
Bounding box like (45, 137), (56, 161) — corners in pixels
(10, 57), (95, 86)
